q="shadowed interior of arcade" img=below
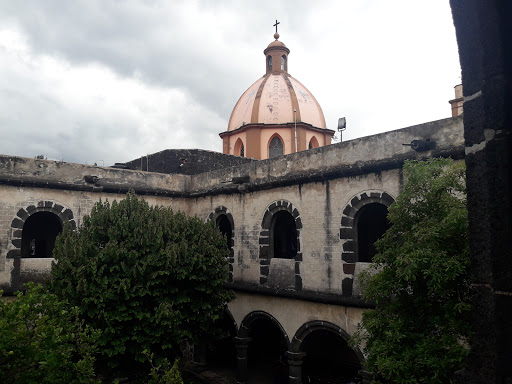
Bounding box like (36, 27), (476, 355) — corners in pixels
(247, 317), (288, 384)
(300, 330), (362, 383)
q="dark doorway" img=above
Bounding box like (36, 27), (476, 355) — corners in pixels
(356, 203), (390, 262)
(271, 211), (297, 259)
(21, 212), (62, 258)
(216, 214), (233, 251)
(248, 317), (288, 384)
(301, 329), (361, 383)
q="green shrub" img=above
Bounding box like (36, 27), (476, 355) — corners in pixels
(144, 350), (184, 384)
(50, 192), (234, 372)
(0, 283), (100, 384)
(352, 158), (471, 383)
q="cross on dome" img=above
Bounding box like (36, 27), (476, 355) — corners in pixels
(273, 20), (280, 33)
(273, 20), (280, 39)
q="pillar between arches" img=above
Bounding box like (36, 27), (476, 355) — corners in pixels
(286, 351), (305, 384)
(234, 337), (251, 384)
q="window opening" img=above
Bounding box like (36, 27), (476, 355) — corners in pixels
(271, 210), (297, 259)
(269, 136), (284, 158)
(234, 138), (244, 157)
(356, 203), (390, 262)
(281, 55), (287, 71)
(216, 214), (233, 251)
(267, 55), (272, 71)
(21, 212), (63, 258)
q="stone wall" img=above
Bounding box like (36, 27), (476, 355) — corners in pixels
(0, 116), (464, 346)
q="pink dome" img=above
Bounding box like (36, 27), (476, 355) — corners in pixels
(227, 72), (327, 131)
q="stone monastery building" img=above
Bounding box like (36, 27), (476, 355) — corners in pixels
(0, 28), (466, 383)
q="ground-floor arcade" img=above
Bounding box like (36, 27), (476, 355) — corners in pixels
(226, 291), (367, 384)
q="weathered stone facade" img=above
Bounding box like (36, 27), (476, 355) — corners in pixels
(0, 115), (464, 382)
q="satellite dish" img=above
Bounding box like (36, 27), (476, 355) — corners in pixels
(338, 117), (347, 131)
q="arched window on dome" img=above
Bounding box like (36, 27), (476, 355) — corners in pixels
(267, 55), (272, 72)
(269, 135), (284, 158)
(281, 55), (287, 71)
(234, 138), (245, 157)
(309, 136), (319, 149)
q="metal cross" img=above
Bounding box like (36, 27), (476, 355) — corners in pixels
(273, 20), (280, 34)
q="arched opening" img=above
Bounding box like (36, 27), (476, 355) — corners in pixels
(247, 317), (288, 384)
(301, 329), (362, 383)
(308, 136), (319, 149)
(356, 203), (390, 262)
(234, 138), (245, 157)
(281, 55), (287, 71)
(270, 210), (297, 259)
(268, 135), (284, 158)
(203, 311), (237, 375)
(216, 214), (233, 251)
(267, 55), (272, 72)
(21, 212), (62, 258)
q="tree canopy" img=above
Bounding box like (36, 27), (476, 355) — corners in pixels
(352, 158), (471, 383)
(50, 192), (234, 373)
(0, 283), (99, 384)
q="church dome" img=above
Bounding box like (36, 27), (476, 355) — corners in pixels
(227, 34), (327, 132)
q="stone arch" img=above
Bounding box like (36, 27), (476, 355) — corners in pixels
(237, 311), (290, 383)
(8, 200), (76, 260)
(7, 201), (75, 292)
(259, 200), (302, 289)
(208, 206), (235, 283)
(238, 311), (290, 348)
(268, 133), (284, 158)
(290, 320), (364, 382)
(339, 191), (394, 296)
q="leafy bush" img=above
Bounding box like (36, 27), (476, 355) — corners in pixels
(352, 158), (471, 383)
(0, 283), (100, 384)
(50, 192), (234, 372)
(144, 350), (184, 384)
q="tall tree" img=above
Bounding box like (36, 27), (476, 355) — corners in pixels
(51, 192), (233, 373)
(352, 158), (471, 383)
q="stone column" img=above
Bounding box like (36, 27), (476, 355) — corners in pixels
(234, 337), (250, 384)
(286, 351), (305, 384)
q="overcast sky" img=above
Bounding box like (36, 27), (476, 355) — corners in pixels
(0, 1), (461, 166)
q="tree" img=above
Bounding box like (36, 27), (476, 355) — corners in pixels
(352, 158), (471, 384)
(0, 283), (100, 384)
(50, 192), (234, 373)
